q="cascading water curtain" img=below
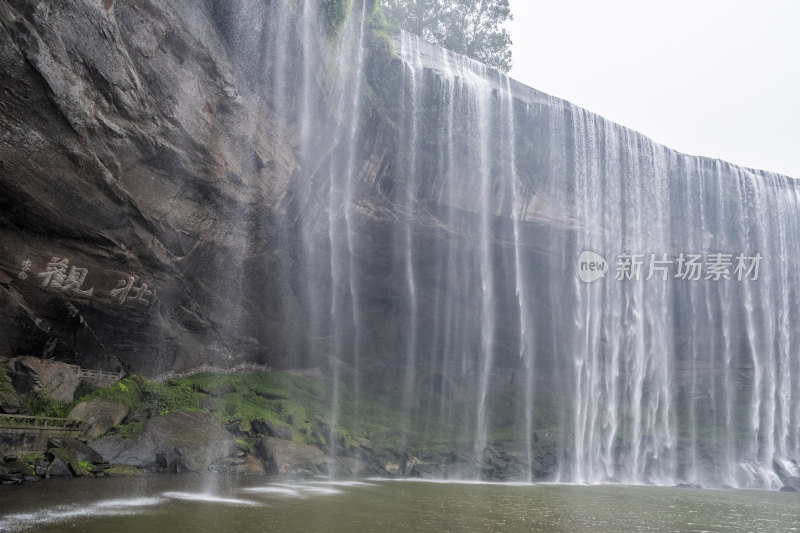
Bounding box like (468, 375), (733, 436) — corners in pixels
(393, 32), (800, 487)
(254, 0), (800, 486)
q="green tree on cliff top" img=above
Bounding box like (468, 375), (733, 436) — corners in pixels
(381, 0), (513, 72)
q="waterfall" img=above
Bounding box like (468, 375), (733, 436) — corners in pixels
(387, 31), (800, 487)
(248, 1), (800, 488)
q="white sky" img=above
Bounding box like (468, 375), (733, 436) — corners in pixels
(507, 0), (800, 178)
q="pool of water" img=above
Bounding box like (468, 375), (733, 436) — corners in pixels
(1, 475), (798, 532)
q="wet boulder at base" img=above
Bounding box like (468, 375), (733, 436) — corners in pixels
(256, 436), (328, 476)
(334, 456), (367, 477)
(46, 437), (107, 477)
(251, 419), (294, 441)
(220, 450), (266, 475)
(0, 373), (21, 414)
(90, 409), (236, 472)
(4, 356), (80, 403)
(44, 456), (72, 478)
(88, 435), (131, 462)
(67, 398), (129, 440)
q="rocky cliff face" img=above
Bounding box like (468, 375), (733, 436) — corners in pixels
(3, 0), (800, 487)
(2, 0), (533, 379)
(0, 0), (321, 374)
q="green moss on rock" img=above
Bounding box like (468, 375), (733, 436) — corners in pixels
(321, 0), (353, 37)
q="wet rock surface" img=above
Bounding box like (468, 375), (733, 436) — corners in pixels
(91, 409), (236, 472)
(257, 436), (328, 476)
(0, 0), (307, 375)
(4, 356), (80, 402)
(3, 0), (795, 491)
(46, 437), (107, 476)
(0, 0), (562, 382)
(67, 398), (129, 440)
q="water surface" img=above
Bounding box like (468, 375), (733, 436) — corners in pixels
(1, 476), (798, 532)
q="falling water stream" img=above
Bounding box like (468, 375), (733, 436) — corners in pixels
(5, 2), (800, 532)
(4, 2), (799, 515)
(239, 0), (800, 488)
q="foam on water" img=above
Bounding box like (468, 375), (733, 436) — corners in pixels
(242, 486), (305, 498)
(367, 477), (535, 487)
(161, 492), (262, 506)
(275, 484), (342, 495)
(241, 482), (351, 499)
(0, 497), (163, 532)
(306, 480), (376, 487)
(94, 497), (165, 508)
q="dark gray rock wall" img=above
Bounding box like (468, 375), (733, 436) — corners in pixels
(0, 0), (314, 374)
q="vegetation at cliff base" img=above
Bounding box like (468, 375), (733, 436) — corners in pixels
(0, 365), (16, 402)
(9, 366), (559, 466)
(48, 369), (548, 461)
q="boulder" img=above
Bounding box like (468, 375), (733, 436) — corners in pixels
(333, 456), (366, 476)
(3, 459), (34, 477)
(0, 391), (21, 414)
(89, 436), (132, 462)
(234, 454), (265, 474)
(256, 437), (327, 476)
(409, 462), (443, 479)
(251, 419), (293, 440)
(45, 457), (71, 478)
(0, 467), (24, 483)
(0, 368), (21, 413)
(67, 399), (129, 440)
(383, 461), (400, 475)
(49, 448), (91, 476)
(93, 409), (236, 472)
(47, 437), (106, 476)
(5, 356), (79, 403)
(48, 437), (105, 464)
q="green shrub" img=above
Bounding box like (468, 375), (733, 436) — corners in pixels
(88, 376), (144, 410)
(22, 453), (44, 464)
(24, 392), (71, 418)
(141, 380), (202, 415)
(321, 0), (353, 37)
(112, 421), (143, 440)
(235, 438), (253, 452)
(73, 380), (99, 402)
(0, 364), (17, 400)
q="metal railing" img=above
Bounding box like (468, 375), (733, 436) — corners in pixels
(151, 362), (271, 382)
(1, 450), (43, 458)
(1, 357), (122, 388)
(65, 365), (123, 387)
(0, 415), (85, 458)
